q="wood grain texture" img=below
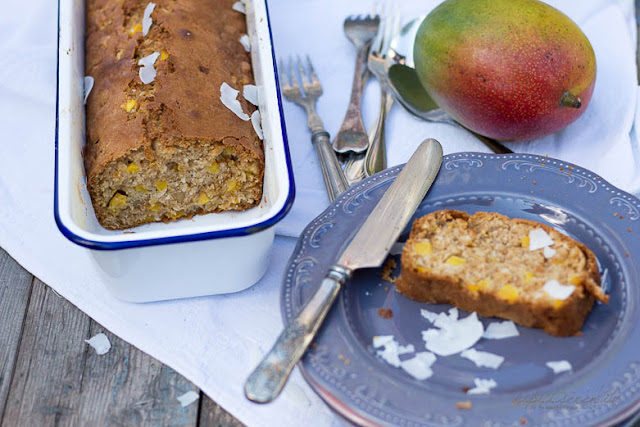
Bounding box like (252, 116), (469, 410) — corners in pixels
(1, 279), (201, 426)
(0, 249), (33, 421)
(199, 394), (246, 427)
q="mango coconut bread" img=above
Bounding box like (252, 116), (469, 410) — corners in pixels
(84, 0), (264, 230)
(397, 210), (608, 337)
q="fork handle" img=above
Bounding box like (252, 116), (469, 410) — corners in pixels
(312, 131), (349, 201)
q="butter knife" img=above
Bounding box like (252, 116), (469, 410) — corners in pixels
(244, 138), (443, 403)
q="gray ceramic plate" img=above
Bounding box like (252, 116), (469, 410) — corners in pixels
(281, 153), (640, 427)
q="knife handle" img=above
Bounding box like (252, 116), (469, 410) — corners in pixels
(244, 267), (350, 403)
(311, 131), (350, 202)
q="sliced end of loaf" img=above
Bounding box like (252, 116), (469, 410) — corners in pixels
(397, 210), (607, 337)
(88, 141), (263, 230)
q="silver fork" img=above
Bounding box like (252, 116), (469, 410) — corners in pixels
(332, 14), (380, 154)
(364, 8), (400, 177)
(279, 56), (349, 202)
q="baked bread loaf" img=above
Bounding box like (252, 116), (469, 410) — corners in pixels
(84, 0), (264, 230)
(396, 210), (608, 337)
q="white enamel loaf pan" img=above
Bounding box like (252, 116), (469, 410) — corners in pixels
(55, 0), (294, 301)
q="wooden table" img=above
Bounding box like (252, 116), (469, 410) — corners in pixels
(0, 248), (243, 426)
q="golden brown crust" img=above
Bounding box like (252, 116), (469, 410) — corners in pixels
(396, 210), (607, 337)
(84, 0), (264, 229)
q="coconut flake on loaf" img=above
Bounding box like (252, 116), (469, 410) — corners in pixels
(251, 110), (263, 140)
(138, 52), (160, 84)
(142, 2), (156, 36)
(239, 34), (251, 52)
(220, 82), (250, 121)
(542, 280), (575, 300)
(529, 228), (555, 251)
(232, 1), (246, 13)
(83, 76), (94, 104)
(243, 84), (259, 106)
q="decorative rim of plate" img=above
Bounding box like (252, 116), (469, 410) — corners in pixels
(282, 152), (640, 427)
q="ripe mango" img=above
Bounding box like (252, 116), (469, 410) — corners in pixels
(413, 0), (596, 142)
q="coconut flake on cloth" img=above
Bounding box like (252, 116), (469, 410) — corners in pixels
(546, 360), (572, 374)
(529, 228), (555, 251)
(467, 378), (498, 395)
(142, 2), (156, 36)
(85, 333), (111, 355)
(239, 34), (251, 52)
(460, 348), (505, 369)
(138, 52), (160, 84)
(220, 82), (250, 121)
(421, 309), (484, 356)
(83, 76), (94, 104)
(482, 321), (520, 339)
(400, 351), (437, 380)
(251, 110), (263, 140)
(177, 390), (200, 407)
(543, 280), (575, 300)
(232, 1), (245, 13)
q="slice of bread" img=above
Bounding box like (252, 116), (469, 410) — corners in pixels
(396, 210), (608, 337)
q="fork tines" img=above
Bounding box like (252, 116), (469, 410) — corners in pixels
(278, 55), (322, 98)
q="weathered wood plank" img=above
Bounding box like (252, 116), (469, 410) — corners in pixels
(2, 278), (92, 426)
(0, 248), (34, 421)
(199, 395), (246, 427)
(1, 279), (203, 426)
(70, 322), (200, 426)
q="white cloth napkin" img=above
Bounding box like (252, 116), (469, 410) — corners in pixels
(273, 0), (640, 236)
(0, 1), (639, 426)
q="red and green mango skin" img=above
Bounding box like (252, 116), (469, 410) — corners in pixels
(413, 0), (596, 142)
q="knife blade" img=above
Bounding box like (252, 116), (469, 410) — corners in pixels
(244, 139), (443, 404)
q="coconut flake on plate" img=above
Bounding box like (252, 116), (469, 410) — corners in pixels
(542, 280), (575, 300)
(482, 321), (519, 339)
(400, 351), (437, 380)
(546, 360), (572, 374)
(176, 390), (200, 407)
(138, 51), (160, 84)
(529, 228), (554, 251)
(422, 311), (484, 356)
(83, 76), (94, 104)
(460, 348), (505, 369)
(397, 343), (415, 355)
(220, 82), (250, 121)
(232, 1), (246, 13)
(251, 110), (263, 140)
(467, 378), (497, 395)
(420, 308), (439, 323)
(239, 34), (251, 52)
(85, 332), (111, 355)
(243, 84), (259, 106)
(142, 2), (156, 36)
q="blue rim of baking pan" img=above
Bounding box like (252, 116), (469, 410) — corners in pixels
(53, 0), (296, 251)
